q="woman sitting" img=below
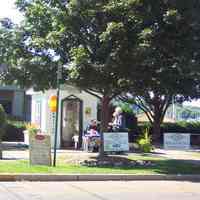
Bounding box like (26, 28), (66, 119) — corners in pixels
(83, 119), (100, 152)
(85, 119), (100, 137)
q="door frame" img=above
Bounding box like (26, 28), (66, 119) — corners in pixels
(60, 95), (83, 148)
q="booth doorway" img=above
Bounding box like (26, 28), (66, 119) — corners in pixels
(61, 95), (83, 148)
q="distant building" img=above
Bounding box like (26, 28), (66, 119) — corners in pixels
(136, 104), (200, 123)
(136, 112), (176, 123)
(0, 85), (31, 121)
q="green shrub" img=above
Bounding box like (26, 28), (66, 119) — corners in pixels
(3, 115), (26, 142)
(3, 124), (25, 142)
(6, 115), (26, 129)
(137, 128), (153, 153)
(0, 105), (7, 140)
(138, 122), (151, 133)
(161, 121), (200, 133)
(138, 121), (200, 135)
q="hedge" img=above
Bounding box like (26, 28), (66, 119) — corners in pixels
(138, 121), (200, 135)
(0, 105), (6, 140)
(2, 117), (26, 142)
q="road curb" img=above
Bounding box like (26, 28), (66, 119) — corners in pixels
(0, 174), (200, 182)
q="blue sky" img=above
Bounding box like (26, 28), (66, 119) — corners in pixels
(0, 0), (23, 24)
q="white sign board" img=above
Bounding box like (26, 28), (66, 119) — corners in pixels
(104, 132), (129, 152)
(164, 133), (190, 150)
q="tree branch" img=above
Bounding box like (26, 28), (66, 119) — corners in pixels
(119, 94), (153, 123)
(135, 103), (153, 124)
(160, 96), (172, 123)
(84, 89), (102, 99)
(136, 96), (154, 119)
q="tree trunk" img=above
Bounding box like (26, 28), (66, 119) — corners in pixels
(99, 95), (110, 157)
(152, 119), (161, 144)
(0, 142), (2, 159)
(151, 97), (163, 144)
(152, 98), (171, 144)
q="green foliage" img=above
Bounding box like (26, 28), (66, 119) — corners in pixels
(3, 124), (24, 142)
(162, 122), (200, 134)
(138, 121), (200, 135)
(2, 116), (26, 142)
(137, 128), (153, 153)
(0, 105), (7, 140)
(115, 102), (134, 115)
(7, 116), (26, 129)
(25, 123), (40, 136)
(118, 0), (200, 140)
(138, 122), (152, 134)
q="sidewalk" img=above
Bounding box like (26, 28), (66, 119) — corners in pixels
(1, 142), (200, 163)
(3, 149), (199, 164)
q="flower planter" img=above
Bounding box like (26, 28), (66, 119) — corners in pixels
(23, 130), (29, 146)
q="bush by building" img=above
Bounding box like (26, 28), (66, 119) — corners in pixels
(0, 105), (7, 140)
(2, 116), (26, 142)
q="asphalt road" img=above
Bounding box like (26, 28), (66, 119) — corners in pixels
(0, 181), (199, 200)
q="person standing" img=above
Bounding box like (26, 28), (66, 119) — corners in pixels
(109, 107), (126, 132)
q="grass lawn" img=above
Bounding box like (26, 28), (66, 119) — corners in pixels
(0, 154), (199, 174)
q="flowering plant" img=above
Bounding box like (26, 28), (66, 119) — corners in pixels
(25, 123), (40, 135)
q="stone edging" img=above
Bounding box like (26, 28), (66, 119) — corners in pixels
(0, 174), (199, 182)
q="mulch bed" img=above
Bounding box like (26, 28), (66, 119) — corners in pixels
(80, 155), (155, 167)
(61, 153), (155, 167)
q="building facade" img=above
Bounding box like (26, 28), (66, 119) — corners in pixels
(27, 85), (99, 149)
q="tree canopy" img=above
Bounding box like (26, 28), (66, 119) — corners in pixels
(118, 0), (200, 140)
(1, 0), (200, 142)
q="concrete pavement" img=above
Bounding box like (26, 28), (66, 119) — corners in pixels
(0, 181), (199, 200)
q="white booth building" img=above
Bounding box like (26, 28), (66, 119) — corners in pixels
(27, 85), (99, 149)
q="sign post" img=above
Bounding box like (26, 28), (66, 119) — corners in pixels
(48, 64), (63, 167)
(48, 95), (58, 166)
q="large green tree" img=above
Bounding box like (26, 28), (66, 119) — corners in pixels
(118, 0), (200, 141)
